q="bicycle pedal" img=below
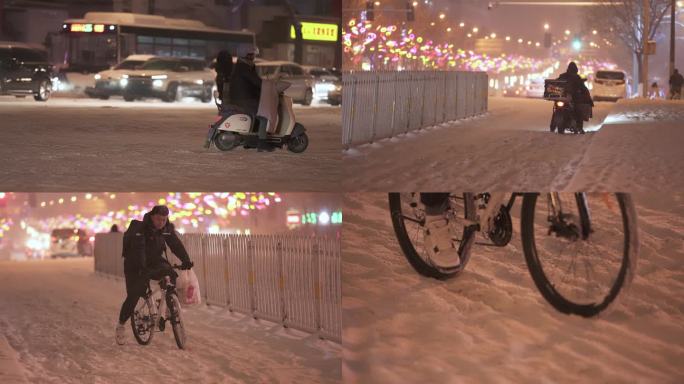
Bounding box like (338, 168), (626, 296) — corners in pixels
(158, 317), (166, 332)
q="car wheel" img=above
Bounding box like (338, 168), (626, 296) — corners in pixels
(163, 83), (179, 102)
(34, 79), (52, 101)
(301, 88), (313, 106)
(123, 94), (136, 102)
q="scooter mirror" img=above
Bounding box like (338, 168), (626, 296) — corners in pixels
(275, 80), (291, 93)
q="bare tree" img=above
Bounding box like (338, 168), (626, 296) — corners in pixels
(583, 0), (670, 88)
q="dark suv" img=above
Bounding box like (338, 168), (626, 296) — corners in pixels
(0, 42), (53, 101)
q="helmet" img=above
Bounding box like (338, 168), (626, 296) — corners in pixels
(238, 45), (259, 58)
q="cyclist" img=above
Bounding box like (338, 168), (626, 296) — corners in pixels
(115, 205), (193, 345)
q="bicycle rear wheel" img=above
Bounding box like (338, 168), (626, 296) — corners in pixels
(388, 193), (477, 279)
(168, 293), (186, 349)
(521, 193), (639, 317)
(131, 296), (155, 345)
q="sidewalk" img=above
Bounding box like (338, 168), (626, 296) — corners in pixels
(565, 98), (684, 194)
(0, 334), (28, 384)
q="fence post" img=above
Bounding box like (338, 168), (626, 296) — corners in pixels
(313, 239), (322, 338)
(223, 235), (231, 309)
(277, 236), (287, 327)
(247, 236), (256, 318)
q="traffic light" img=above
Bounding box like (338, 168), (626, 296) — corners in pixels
(572, 38), (582, 51)
(406, 1), (415, 22)
(366, 1), (374, 21)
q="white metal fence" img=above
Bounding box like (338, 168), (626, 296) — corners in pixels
(94, 232), (342, 343)
(342, 70), (488, 148)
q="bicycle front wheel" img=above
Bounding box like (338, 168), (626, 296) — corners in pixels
(168, 293), (186, 349)
(388, 193), (477, 279)
(131, 296), (155, 345)
(521, 193), (639, 317)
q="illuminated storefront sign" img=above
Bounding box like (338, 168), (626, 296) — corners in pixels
(287, 210), (342, 229)
(290, 22), (338, 42)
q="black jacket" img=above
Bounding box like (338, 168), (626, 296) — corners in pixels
(229, 58), (262, 106)
(558, 72), (593, 106)
(122, 213), (191, 275)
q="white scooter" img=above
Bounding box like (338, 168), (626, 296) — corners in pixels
(204, 80), (309, 153)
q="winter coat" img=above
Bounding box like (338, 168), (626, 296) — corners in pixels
(229, 58), (262, 114)
(122, 213), (190, 275)
(670, 72), (684, 89)
(558, 72), (594, 106)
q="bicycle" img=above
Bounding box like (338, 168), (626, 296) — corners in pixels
(131, 264), (187, 349)
(389, 193), (639, 317)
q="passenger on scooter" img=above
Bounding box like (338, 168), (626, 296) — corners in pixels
(229, 46), (274, 152)
(555, 62), (594, 132)
(212, 50), (233, 106)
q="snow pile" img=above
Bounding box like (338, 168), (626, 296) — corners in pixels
(602, 98), (684, 124)
(342, 193), (684, 383)
(0, 258), (340, 384)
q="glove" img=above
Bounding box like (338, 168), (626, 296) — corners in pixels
(181, 261), (194, 270)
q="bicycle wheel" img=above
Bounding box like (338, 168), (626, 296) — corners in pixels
(521, 193), (639, 317)
(131, 296), (155, 345)
(167, 293), (186, 349)
(388, 193), (477, 279)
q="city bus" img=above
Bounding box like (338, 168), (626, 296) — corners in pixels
(48, 12), (255, 72)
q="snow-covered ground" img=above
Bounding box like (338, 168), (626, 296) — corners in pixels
(0, 258), (341, 384)
(342, 97), (684, 193)
(342, 193), (684, 383)
(0, 97), (340, 191)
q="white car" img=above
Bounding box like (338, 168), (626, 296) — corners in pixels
(592, 70), (627, 102)
(256, 61), (315, 105)
(120, 57), (215, 102)
(525, 78), (545, 98)
(303, 66), (340, 104)
(85, 54), (156, 99)
(50, 228), (92, 258)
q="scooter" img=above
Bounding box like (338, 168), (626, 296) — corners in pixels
(204, 81), (309, 153)
(549, 98), (584, 134)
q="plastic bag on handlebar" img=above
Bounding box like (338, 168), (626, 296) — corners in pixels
(177, 269), (202, 306)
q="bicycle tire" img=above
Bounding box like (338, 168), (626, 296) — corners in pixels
(168, 293), (186, 349)
(520, 193), (639, 317)
(388, 193), (477, 279)
(131, 296), (155, 345)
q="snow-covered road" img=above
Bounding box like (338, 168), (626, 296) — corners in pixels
(342, 97), (683, 193)
(0, 258), (341, 384)
(0, 97), (341, 191)
(342, 193), (684, 383)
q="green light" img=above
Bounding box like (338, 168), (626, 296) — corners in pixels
(572, 39), (582, 51)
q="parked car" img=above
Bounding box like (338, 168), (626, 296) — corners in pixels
(592, 70), (627, 102)
(50, 228), (92, 258)
(121, 57), (214, 102)
(525, 77), (545, 98)
(328, 82), (342, 106)
(303, 66), (340, 105)
(256, 61), (315, 105)
(0, 41), (53, 101)
(85, 54), (156, 99)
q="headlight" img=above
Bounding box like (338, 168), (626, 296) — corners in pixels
(94, 74), (101, 80)
(195, 79), (204, 85)
(556, 101), (565, 107)
(151, 74), (167, 80)
(153, 79), (164, 88)
(119, 78), (128, 87)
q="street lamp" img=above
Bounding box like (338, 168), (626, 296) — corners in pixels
(518, 38), (523, 43)
(439, 13), (446, 20)
(564, 29), (571, 35)
(459, 22), (465, 27)
(490, 32), (497, 38)
(592, 29), (597, 35)
(505, 36), (511, 41)
(472, 27), (479, 33)
(544, 23), (550, 30)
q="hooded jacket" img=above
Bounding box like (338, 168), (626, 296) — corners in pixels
(228, 58), (262, 113)
(558, 62), (593, 106)
(122, 212), (190, 275)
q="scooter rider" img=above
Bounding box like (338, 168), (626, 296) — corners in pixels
(555, 62), (594, 132)
(115, 205), (193, 345)
(229, 46), (273, 152)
